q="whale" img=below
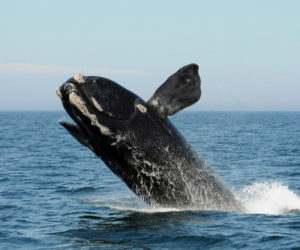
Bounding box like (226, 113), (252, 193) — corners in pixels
(56, 64), (243, 211)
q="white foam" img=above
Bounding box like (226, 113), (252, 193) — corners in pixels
(104, 205), (183, 213)
(83, 182), (300, 215)
(236, 181), (300, 215)
(85, 197), (184, 213)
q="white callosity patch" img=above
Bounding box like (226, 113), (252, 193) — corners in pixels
(69, 92), (111, 136)
(150, 97), (166, 114)
(91, 94), (114, 117)
(91, 97), (104, 112)
(150, 97), (159, 107)
(136, 104), (147, 113)
(56, 88), (62, 98)
(73, 73), (85, 84)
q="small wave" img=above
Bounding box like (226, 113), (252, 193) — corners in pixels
(236, 182), (300, 215)
(56, 186), (97, 194)
(0, 177), (9, 182)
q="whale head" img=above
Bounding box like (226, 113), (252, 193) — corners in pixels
(56, 72), (143, 153)
(57, 64), (201, 150)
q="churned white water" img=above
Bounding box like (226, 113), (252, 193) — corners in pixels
(237, 181), (300, 215)
(85, 181), (300, 215)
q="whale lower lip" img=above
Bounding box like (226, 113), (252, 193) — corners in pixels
(59, 121), (93, 149)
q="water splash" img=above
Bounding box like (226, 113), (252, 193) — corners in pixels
(85, 195), (184, 213)
(236, 182), (300, 215)
(85, 181), (300, 215)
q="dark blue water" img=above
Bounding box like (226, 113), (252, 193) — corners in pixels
(1, 111), (300, 249)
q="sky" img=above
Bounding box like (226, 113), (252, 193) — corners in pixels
(0, 0), (299, 111)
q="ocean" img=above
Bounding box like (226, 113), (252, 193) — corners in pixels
(0, 111), (300, 249)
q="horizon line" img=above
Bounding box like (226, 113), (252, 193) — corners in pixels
(1, 109), (299, 112)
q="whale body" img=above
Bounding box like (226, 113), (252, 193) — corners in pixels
(57, 64), (243, 211)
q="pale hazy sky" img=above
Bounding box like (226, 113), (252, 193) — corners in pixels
(0, 0), (299, 111)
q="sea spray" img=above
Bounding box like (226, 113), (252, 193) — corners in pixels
(236, 182), (300, 215)
(85, 181), (300, 215)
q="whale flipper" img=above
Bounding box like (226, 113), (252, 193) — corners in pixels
(147, 63), (201, 118)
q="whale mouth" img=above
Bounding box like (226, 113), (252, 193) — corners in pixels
(56, 73), (141, 141)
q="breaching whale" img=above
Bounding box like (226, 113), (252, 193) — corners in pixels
(56, 64), (243, 211)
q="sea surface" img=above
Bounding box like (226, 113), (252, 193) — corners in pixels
(1, 111), (300, 249)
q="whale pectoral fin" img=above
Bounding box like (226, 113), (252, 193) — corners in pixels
(147, 64), (201, 118)
(59, 121), (93, 150)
